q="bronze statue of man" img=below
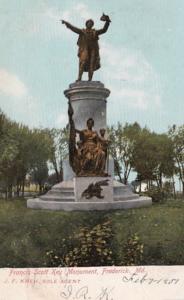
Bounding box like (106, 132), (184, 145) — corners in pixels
(61, 14), (111, 81)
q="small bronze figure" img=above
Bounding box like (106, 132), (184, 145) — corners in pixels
(61, 13), (111, 81)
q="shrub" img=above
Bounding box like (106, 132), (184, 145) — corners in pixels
(146, 186), (167, 203)
(121, 233), (144, 265)
(45, 219), (115, 267)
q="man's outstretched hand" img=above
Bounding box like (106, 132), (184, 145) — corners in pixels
(100, 13), (111, 22)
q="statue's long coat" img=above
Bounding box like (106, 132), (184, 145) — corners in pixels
(77, 29), (100, 72)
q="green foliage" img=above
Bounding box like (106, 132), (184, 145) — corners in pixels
(108, 122), (175, 189)
(31, 162), (49, 192)
(47, 127), (69, 183)
(45, 220), (115, 267)
(162, 181), (174, 197)
(145, 186), (166, 203)
(0, 111), (69, 196)
(133, 131), (175, 185)
(144, 182), (174, 203)
(168, 124), (184, 194)
(1, 199), (184, 266)
(108, 122), (141, 183)
(121, 233), (144, 265)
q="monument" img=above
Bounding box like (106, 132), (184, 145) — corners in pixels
(27, 14), (152, 211)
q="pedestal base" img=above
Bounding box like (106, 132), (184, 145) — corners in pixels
(27, 179), (152, 211)
(27, 197), (151, 211)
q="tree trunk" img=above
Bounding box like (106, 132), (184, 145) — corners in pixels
(39, 183), (42, 193)
(5, 188), (8, 200)
(159, 172), (162, 189)
(8, 184), (12, 199)
(52, 157), (60, 182)
(155, 179), (160, 188)
(148, 180), (151, 189)
(182, 181), (184, 196)
(16, 181), (20, 197)
(172, 176), (176, 199)
(16, 185), (19, 197)
(21, 178), (25, 197)
(147, 180), (149, 190)
(139, 181), (142, 193)
(114, 161), (123, 183)
(60, 169), (63, 182)
(55, 168), (60, 183)
(124, 176), (128, 185)
(59, 160), (63, 182)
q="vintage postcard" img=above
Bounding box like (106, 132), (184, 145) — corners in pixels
(0, 0), (184, 299)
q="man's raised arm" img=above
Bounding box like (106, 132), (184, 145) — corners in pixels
(96, 14), (111, 35)
(61, 20), (82, 34)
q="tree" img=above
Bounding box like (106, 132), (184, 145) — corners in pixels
(0, 111), (55, 197)
(168, 125), (184, 195)
(48, 128), (69, 183)
(0, 113), (19, 198)
(108, 121), (175, 190)
(152, 133), (175, 188)
(31, 162), (49, 192)
(133, 130), (175, 189)
(108, 122), (141, 184)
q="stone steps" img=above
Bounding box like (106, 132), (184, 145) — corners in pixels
(40, 195), (75, 202)
(47, 190), (74, 197)
(27, 196), (152, 211)
(39, 180), (140, 202)
(41, 193), (139, 202)
(114, 194), (139, 201)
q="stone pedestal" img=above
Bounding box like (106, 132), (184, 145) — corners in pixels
(63, 80), (113, 179)
(27, 179), (152, 211)
(64, 81), (110, 131)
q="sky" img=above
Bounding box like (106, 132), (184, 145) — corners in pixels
(0, 0), (184, 133)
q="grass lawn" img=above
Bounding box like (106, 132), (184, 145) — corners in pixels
(0, 198), (184, 267)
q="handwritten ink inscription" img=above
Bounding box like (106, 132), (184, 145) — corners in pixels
(122, 272), (180, 285)
(60, 285), (114, 300)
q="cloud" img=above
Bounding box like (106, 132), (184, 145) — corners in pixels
(0, 69), (45, 128)
(99, 45), (164, 129)
(0, 67), (68, 129)
(25, 3), (99, 39)
(46, 3), (98, 39)
(55, 113), (68, 128)
(112, 89), (148, 110)
(45, 3), (94, 24)
(0, 69), (27, 97)
(100, 43), (162, 111)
